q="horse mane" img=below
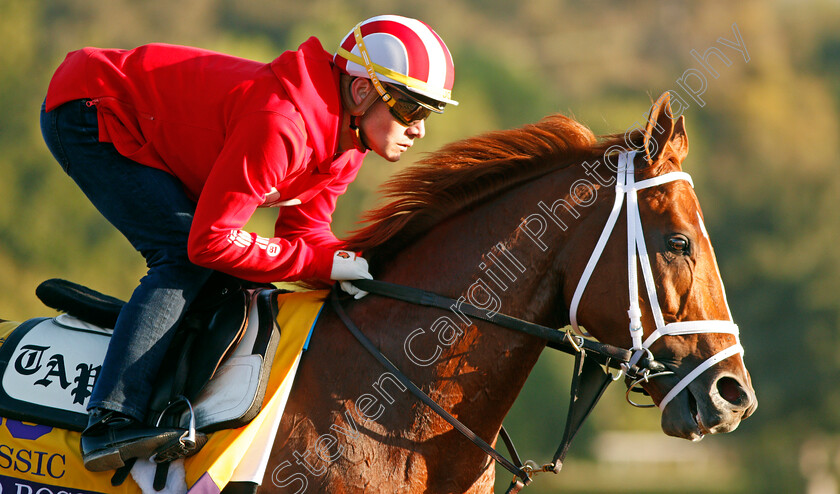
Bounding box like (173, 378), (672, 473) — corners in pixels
(343, 113), (643, 268)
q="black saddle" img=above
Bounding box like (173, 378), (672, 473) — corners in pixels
(34, 273), (275, 421)
(36, 278), (123, 329)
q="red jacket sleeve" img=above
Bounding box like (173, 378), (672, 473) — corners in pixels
(188, 111), (335, 283)
(273, 156), (363, 250)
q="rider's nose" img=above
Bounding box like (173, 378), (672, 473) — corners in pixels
(408, 119), (425, 139)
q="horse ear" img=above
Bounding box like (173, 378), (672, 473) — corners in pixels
(670, 114), (689, 164)
(642, 92), (689, 167)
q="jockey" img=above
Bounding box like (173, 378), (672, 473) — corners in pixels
(39, 14), (456, 472)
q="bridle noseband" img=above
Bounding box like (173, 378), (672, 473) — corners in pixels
(569, 150), (743, 411)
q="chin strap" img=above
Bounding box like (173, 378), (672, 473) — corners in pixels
(340, 73), (379, 153)
(349, 115), (371, 151)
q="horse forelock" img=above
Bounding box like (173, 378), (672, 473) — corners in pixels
(343, 114), (637, 266)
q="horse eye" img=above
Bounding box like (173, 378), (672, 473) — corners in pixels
(667, 235), (689, 253)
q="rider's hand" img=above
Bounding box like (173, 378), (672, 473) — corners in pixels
(330, 250), (372, 299)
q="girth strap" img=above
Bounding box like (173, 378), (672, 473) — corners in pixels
(329, 289), (533, 485)
(110, 458), (136, 487)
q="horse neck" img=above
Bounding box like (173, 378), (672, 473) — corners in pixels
(372, 161), (598, 485)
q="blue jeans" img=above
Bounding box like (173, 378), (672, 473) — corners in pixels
(40, 99), (213, 421)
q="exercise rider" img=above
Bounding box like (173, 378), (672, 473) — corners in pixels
(39, 14), (457, 471)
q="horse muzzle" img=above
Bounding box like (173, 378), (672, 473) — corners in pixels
(659, 370), (757, 441)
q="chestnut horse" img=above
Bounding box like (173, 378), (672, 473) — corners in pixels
(261, 93), (756, 493)
(0, 93), (755, 493)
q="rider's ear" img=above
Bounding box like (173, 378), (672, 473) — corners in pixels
(340, 75), (379, 116)
(643, 92), (689, 167)
(352, 78), (370, 103)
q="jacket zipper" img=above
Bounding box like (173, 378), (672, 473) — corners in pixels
(84, 97), (155, 120)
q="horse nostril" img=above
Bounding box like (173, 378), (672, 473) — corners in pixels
(716, 376), (748, 407)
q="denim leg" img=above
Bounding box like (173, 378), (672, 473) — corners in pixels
(41, 100), (213, 421)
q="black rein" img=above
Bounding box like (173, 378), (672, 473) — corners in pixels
(330, 279), (664, 491)
(348, 279), (665, 374)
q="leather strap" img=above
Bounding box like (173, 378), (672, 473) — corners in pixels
(350, 279), (665, 374)
(549, 349), (613, 471)
(330, 289), (532, 485)
(110, 458), (136, 486)
(334, 279), (663, 490)
(498, 426), (523, 470)
(154, 461), (170, 491)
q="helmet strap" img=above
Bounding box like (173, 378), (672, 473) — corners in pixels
(352, 24), (398, 110)
(349, 115), (371, 151)
(340, 74), (376, 151)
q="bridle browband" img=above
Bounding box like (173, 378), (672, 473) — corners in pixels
(332, 150), (744, 492)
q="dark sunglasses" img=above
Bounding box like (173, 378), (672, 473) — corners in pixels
(382, 84), (445, 127)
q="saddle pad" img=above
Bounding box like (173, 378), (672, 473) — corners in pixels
(183, 289), (326, 490)
(0, 315), (110, 429)
(0, 289), (327, 493)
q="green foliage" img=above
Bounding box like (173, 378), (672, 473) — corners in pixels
(1, 1), (838, 492)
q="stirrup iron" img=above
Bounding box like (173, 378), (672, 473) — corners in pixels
(151, 396), (200, 463)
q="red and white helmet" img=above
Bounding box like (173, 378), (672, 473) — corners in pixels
(334, 15), (457, 106)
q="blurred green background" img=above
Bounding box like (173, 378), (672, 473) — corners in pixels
(2, 1), (838, 492)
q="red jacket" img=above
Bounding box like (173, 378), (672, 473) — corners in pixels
(45, 38), (366, 283)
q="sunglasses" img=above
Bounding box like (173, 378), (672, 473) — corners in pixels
(381, 84), (445, 127)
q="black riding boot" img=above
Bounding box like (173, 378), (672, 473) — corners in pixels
(80, 408), (190, 472)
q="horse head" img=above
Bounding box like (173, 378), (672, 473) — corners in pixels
(567, 92), (757, 440)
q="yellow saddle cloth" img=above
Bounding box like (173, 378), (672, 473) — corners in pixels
(0, 289), (327, 493)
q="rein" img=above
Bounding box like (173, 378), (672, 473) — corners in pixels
(346, 278), (665, 374)
(330, 279), (662, 492)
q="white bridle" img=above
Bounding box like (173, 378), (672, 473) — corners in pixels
(569, 150), (744, 411)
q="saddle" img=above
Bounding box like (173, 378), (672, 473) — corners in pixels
(0, 273), (281, 434)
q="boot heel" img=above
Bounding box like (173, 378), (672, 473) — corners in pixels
(83, 447), (126, 472)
